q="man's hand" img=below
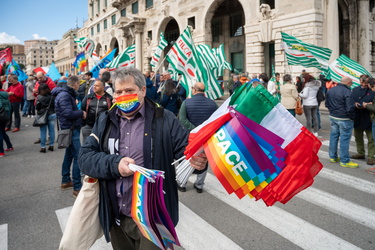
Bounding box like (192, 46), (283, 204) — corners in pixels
(190, 153), (208, 171)
(118, 157), (135, 177)
(8, 92), (14, 95)
(82, 111), (87, 119)
(363, 102), (372, 108)
(355, 102), (364, 109)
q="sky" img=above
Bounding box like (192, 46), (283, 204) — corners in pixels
(0, 0), (88, 44)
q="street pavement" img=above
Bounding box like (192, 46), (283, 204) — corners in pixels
(0, 102), (374, 250)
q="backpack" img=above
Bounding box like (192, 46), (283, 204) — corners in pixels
(316, 87), (325, 102)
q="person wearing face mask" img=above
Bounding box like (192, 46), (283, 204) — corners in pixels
(79, 68), (208, 250)
(52, 76), (86, 197)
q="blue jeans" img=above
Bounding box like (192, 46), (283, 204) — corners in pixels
(61, 128), (82, 191)
(329, 118), (354, 163)
(22, 99), (29, 116)
(39, 113), (56, 148)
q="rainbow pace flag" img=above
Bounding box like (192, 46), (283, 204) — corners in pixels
(131, 172), (164, 249)
(181, 83), (323, 206)
(150, 33), (168, 67)
(72, 52), (87, 72)
(328, 54), (372, 89)
(131, 167), (180, 250)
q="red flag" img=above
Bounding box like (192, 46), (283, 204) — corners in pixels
(0, 48), (13, 63)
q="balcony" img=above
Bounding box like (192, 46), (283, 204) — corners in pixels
(112, 0), (132, 10)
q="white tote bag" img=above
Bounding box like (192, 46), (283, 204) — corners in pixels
(59, 176), (103, 250)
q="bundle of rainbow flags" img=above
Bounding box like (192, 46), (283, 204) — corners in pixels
(176, 83), (323, 206)
(130, 164), (180, 250)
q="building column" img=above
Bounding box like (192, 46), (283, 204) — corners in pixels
(134, 24), (143, 71)
(326, 0), (340, 62)
(358, 0), (370, 70)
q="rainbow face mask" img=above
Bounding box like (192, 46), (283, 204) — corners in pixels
(115, 94), (141, 113)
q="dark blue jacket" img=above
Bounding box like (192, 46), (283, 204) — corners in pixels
(325, 83), (355, 120)
(160, 93), (179, 115)
(351, 85), (375, 130)
(52, 85), (83, 129)
(146, 77), (158, 102)
(185, 93), (217, 127)
(79, 98), (188, 242)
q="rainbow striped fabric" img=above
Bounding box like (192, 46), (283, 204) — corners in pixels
(115, 94), (140, 113)
(180, 83), (323, 206)
(131, 167), (180, 250)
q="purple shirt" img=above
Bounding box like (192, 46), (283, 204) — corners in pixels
(115, 104), (145, 216)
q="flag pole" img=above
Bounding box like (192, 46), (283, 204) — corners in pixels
(150, 54), (168, 81)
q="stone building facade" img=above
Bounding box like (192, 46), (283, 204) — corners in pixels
(78, 0), (375, 79)
(0, 44), (26, 66)
(54, 29), (80, 74)
(25, 40), (58, 73)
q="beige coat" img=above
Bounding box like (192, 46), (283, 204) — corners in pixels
(280, 82), (298, 109)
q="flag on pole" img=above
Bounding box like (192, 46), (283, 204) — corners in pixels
(167, 63), (179, 81)
(150, 33), (168, 67)
(328, 54), (372, 88)
(0, 48), (13, 73)
(106, 45), (136, 70)
(74, 37), (95, 58)
(178, 83), (322, 206)
(281, 32), (332, 73)
(166, 26), (223, 99)
(91, 50), (100, 63)
(74, 37), (88, 48)
(6, 59), (28, 81)
(195, 44), (223, 99)
(90, 49), (117, 78)
(72, 52), (87, 73)
(47, 62), (61, 81)
(214, 44), (232, 75)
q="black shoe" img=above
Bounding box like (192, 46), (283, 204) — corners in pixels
(194, 184), (203, 193)
(177, 186), (186, 192)
(48, 146), (54, 151)
(40, 148), (46, 153)
(22, 114), (27, 117)
(34, 138), (41, 144)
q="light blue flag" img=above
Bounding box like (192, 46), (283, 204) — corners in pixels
(90, 49), (117, 78)
(65, 70), (69, 77)
(6, 59), (28, 82)
(47, 62), (61, 81)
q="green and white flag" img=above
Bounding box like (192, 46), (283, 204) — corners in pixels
(214, 44), (232, 75)
(74, 37), (95, 58)
(167, 63), (179, 81)
(281, 32), (332, 73)
(166, 26), (223, 99)
(106, 45), (136, 70)
(195, 44), (223, 99)
(328, 54), (372, 88)
(150, 33), (168, 67)
(74, 37), (87, 48)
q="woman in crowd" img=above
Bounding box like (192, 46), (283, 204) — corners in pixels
(296, 76), (303, 93)
(0, 82), (13, 157)
(35, 83), (56, 153)
(160, 79), (179, 115)
(280, 74), (298, 116)
(25, 76), (36, 118)
(299, 79), (321, 136)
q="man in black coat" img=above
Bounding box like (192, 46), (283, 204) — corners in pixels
(78, 68), (207, 249)
(351, 75), (375, 165)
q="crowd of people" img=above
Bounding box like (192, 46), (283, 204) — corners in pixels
(0, 66), (374, 248)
